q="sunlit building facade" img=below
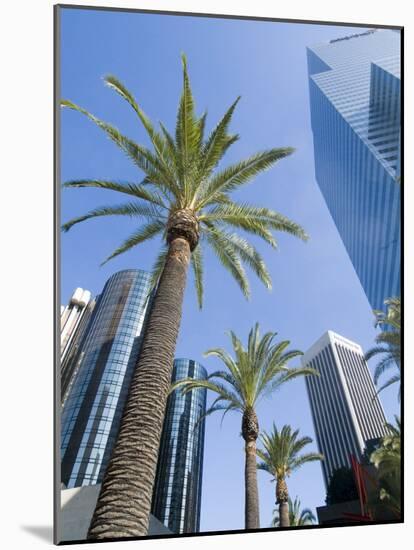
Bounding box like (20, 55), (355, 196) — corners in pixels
(60, 288), (96, 403)
(307, 29), (401, 311)
(302, 331), (388, 487)
(151, 359), (207, 534)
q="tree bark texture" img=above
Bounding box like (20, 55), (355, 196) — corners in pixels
(87, 237), (191, 539)
(242, 408), (260, 529)
(276, 478), (290, 527)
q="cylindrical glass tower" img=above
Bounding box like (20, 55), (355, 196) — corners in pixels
(151, 358), (207, 534)
(61, 269), (153, 488)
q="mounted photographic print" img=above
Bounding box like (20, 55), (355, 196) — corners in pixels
(54, 4), (403, 545)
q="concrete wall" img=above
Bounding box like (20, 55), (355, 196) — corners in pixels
(60, 484), (171, 542)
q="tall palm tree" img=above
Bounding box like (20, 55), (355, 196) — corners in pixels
(365, 297), (401, 398)
(170, 323), (316, 529)
(61, 56), (308, 539)
(271, 496), (316, 527)
(257, 424), (323, 528)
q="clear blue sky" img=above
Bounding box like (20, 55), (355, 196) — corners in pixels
(60, 8), (400, 531)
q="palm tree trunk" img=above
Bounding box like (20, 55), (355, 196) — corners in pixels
(244, 438), (260, 529)
(87, 236), (191, 539)
(242, 408), (260, 529)
(276, 478), (290, 527)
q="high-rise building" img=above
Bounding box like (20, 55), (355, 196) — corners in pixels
(61, 270), (153, 488)
(60, 271), (207, 534)
(301, 331), (388, 487)
(60, 288), (96, 403)
(307, 29), (401, 311)
(151, 358), (207, 534)
(61, 287), (93, 358)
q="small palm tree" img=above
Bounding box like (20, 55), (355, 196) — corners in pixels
(365, 297), (401, 398)
(61, 56), (308, 538)
(171, 323), (316, 529)
(271, 496), (316, 527)
(257, 424), (323, 528)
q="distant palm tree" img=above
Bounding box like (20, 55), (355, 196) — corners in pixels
(171, 323), (316, 529)
(257, 424), (323, 527)
(271, 496), (316, 527)
(365, 297), (401, 399)
(61, 55), (308, 539)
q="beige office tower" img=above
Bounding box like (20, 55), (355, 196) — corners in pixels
(301, 330), (389, 488)
(60, 288), (95, 403)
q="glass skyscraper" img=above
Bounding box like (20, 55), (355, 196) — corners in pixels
(61, 269), (153, 488)
(60, 271), (207, 534)
(307, 29), (401, 311)
(301, 331), (388, 487)
(151, 359), (207, 534)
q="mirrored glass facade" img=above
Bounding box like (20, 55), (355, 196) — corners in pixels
(152, 359), (207, 534)
(61, 269), (153, 488)
(307, 29), (401, 311)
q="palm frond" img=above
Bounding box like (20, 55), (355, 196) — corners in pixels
(103, 74), (175, 174)
(195, 96), (241, 186)
(201, 203), (308, 241)
(291, 452), (324, 471)
(204, 215), (277, 249)
(170, 377), (243, 413)
(198, 148), (294, 208)
(373, 354), (399, 384)
(175, 54), (199, 201)
(61, 99), (174, 190)
(62, 179), (167, 209)
(191, 244), (204, 309)
(375, 374), (400, 396)
(101, 220), (164, 264)
(61, 202), (164, 232)
(206, 228), (250, 298)
(262, 366), (318, 398)
(204, 225), (272, 290)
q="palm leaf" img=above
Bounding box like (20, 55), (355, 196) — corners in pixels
(204, 226), (272, 290)
(62, 179), (166, 209)
(61, 202), (164, 232)
(61, 99), (175, 193)
(101, 220), (164, 264)
(198, 148), (294, 208)
(206, 228), (250, 298)
(191, 244), (204, 309)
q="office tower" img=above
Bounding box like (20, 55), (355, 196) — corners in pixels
(307, 29), (401, 311)
(301, 331), (388, 487)
(60, 289), (96, 403)
(61, 270), (153, 488)
(61, 288), (93, 358)
(151, 359), (207, 534)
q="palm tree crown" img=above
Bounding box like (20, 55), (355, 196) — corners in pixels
(257, 424), (323, 503)
(171, 323), (315, 422)
(257, 424), (322, 528)
(271, 496), (316, 527)
(61, 54), (308, 307)
(365, 297), (401, 398)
